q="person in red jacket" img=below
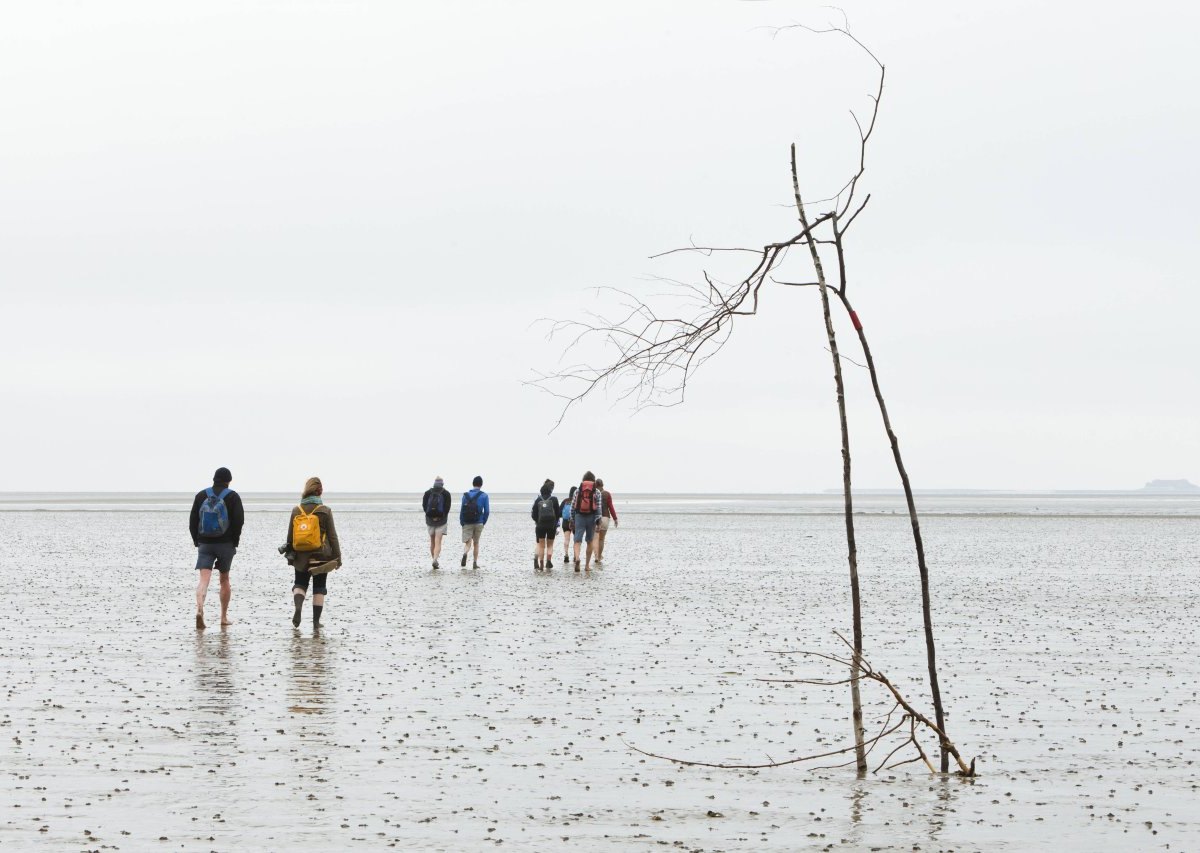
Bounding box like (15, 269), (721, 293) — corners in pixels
(595, 478), (619, 564)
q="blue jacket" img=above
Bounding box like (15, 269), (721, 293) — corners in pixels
(459, 488), (490, 526)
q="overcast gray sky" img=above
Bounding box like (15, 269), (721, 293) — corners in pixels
(2, 1), (1197, 493)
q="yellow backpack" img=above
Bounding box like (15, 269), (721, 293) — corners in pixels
(292, 506), (323, 552)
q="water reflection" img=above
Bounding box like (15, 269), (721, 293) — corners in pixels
(288, 629), (333, 716)
(192, 627), (238, 752)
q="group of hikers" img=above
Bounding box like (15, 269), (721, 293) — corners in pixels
(419, 470), (618, 573)
(188, 467), (619, 630)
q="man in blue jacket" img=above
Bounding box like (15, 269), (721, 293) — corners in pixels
(459, 475), (490, 569)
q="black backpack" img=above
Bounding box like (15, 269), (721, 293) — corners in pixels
(426, 489), (445, 520)
(462, 491), (481, 524)
(537, 496), (556, 524)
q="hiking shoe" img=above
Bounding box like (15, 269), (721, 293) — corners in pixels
(472, 562), (480, 570)
(432, 560), (439, 570)
(574, 566), (580, 573)
(546, 558), (554, 569)
(534, 557), (541, 570)
(461, 553), (468, 568)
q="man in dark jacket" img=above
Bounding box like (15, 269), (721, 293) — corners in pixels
(188, 466), (245, 629)
(422, 475), (450, 570)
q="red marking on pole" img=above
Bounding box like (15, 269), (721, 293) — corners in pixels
(849, 310), (863, 331)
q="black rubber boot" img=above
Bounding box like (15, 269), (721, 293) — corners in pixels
(292, 593), (304, 627)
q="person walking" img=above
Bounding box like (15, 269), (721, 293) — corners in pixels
(594, 478), (619, 564)
(560, 485), (576, 565)
(459, 475), (490, 569)
(287, 477), (342, 629)
(530, 479), (560, 571)
(422, 476), (450, 569)
(189, 466), (245, 630)
(571, 471), (601, 572)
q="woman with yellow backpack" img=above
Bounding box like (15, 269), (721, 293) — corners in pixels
(286, 476), (342, 628)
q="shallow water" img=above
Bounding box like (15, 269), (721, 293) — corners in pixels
(1, 495), (1197, 851)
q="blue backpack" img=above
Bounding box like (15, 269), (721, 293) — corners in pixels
(198, 487), (232, 537)
(561, 502), (573, 525)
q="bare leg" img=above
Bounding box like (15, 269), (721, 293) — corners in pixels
(472, 537), (481, 567)
(195, 568), (212, 629)
(573, 538), (581, 565)
(596, 527), (607, 562)
(218, 573), (232, 625)
(585, 538), (595, 571)
(433, 532), (444, 561)
(429, 533), (436, 559)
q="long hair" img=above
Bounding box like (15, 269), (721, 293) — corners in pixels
(302, 477), (322, 498)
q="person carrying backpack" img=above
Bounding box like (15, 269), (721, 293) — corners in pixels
(188, 466), (245, 630)
(560, 485), (577, 565)
(459, 475), (490, 569)
(286, 476), (342, 629)
(422, 476), (450, 570)
(529, 478), (561, 571)
(571, 470), (601, 572)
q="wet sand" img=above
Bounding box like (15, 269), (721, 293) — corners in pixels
(1, 500), (1197, 851)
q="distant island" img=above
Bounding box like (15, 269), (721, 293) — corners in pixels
(1139, 479), (1200, 493)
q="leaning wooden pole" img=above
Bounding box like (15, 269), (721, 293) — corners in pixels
(791, 144), (867, 773)
(833, 285), (949, 771)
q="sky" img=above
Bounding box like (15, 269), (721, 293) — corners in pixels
(2, 1), (1197, 493)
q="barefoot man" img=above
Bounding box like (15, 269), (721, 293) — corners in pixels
(189, 467), (245, 629)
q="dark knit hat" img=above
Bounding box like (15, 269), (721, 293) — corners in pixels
(213, 467), (232, 484)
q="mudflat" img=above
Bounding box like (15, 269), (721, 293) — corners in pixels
(1, 494), (1197, 851)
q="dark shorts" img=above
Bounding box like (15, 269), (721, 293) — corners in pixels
(562, 519), (574, 533)
(535, 522), (558, 541)
(294, 569), (328, 595)
(196, 542), (236, 572)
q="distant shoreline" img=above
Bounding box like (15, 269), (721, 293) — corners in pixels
(2, 488), (1199, 498)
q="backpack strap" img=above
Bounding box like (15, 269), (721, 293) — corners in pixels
(297, 504), (311, 516)
(205, 487), (216, 499)
(216, 488), (231, 500)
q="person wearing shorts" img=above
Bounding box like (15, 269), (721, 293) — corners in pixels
(459, 476), (490, 569)
(422, 476), (450, 569)
(287, 477), (342, 629)
(571, 471), (601, 572)
(560, 485), (577, 565)
(530, 479), (561, 571)
(594, 478), (619, 564)
(189, 466), (245, 630)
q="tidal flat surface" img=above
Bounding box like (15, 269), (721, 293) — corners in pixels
(1, 494), (1197, 851)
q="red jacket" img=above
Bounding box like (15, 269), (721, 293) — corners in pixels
(600, 490), (618, 523)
